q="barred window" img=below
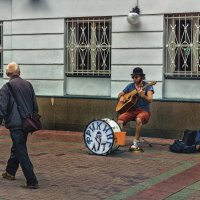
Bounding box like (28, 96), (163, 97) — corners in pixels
(0, 22), (2, 77)
(65, 17), (111, 77)
(165, 14), (200, 78)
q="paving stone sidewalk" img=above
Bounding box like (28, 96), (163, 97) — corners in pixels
(0, 126), (200, 200)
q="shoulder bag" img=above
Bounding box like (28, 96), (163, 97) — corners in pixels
(7, 82), (42, 133)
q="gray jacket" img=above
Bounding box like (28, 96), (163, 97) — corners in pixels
(0, 76), (38, 130)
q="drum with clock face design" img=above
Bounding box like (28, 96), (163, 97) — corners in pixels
(84, 118), (122, 155)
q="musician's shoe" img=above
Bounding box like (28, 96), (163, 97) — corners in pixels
(2, 172), (16, 180)
(20, 183), (39, 189)
(129, 144), (144, 152)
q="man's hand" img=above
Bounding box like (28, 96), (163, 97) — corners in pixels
(119, 96), (125, 103)
(138, 90), (153, 103)
(118, 92), (125, 99)
(137, 90), (145, 98)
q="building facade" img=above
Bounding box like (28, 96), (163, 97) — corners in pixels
(0, 0), (200, 138)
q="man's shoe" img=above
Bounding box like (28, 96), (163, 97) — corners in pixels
(20, 183), (39, 189)
(2, 172), (15, 180)
(129, 144), (144, 152)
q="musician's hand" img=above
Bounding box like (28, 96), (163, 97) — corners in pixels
(138, 90), (145, 98)
(118, 92), (124, 98)
(119, 96), (125, 103)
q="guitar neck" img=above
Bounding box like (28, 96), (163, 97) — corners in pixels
(141, 83), (150, 91)
(135, 82), (150, 93)
(125, 82), (154, 98)
(127, 83), (148, 96)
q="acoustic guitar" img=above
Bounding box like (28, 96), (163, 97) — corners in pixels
(115, 81), (157, 114)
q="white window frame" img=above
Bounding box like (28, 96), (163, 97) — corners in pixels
(65, 17), (112, 77)
(165, 14), (200, 78)
(0, 22), (2, 77)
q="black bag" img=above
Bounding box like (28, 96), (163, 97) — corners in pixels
(22, 113), (42, 133)
(169, 140), (196, 153)
(169, 130), (200, 153)
(182, 129), (200, 145)
(7, 82), (42, 133)
(169, 140), (186, 153)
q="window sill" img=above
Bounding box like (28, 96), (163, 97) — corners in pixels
(165, 75), (200, 80)
(65, 73), (110, 78)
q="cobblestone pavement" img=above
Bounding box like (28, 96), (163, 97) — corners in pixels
(0, 126), (200, 200)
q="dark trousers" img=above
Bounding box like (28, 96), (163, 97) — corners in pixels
(5, 129), (38, 185)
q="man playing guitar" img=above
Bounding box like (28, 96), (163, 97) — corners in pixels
(117, 67), (154, 152)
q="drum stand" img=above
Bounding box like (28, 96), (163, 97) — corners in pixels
(141, 138), (153, 147)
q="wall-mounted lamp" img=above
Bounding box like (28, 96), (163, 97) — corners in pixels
(127, 1), (140, 25)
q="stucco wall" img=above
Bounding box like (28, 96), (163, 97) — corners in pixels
(0, 0), (199, 136)
(0, 0), (11, 20)
(0, 0), (200, 99)
(3, 18), (65, 96)
(10, 0), (200, 19)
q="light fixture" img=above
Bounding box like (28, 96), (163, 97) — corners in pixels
(127, 0), (140, 25)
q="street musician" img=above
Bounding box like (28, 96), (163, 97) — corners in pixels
(116, 67), (155, 152)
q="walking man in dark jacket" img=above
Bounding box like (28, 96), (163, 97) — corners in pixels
(0, 62), (39, 189)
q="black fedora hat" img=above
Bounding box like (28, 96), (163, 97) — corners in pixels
(131, 67), (145, 76)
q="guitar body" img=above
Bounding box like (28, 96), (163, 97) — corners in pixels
(116, 91), (138, 114)
(115, 81), (157, 114)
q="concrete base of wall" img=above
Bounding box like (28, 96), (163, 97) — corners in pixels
(37, 97), (200, 139)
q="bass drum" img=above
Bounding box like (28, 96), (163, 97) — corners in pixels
(84, 118), (121, 155)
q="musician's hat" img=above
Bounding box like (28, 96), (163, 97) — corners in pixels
(131, 67), (145, 76)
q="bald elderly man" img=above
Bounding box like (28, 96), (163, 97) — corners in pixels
(0, 62), (39, 189)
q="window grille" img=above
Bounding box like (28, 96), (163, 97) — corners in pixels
(65, 17), (111, 77)
(165, 14), (200, 78)
(0, 22), (2, 77)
